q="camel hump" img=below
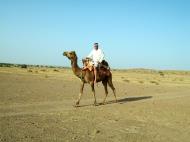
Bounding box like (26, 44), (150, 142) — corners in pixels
(101, 60), (109, 67)
(99, 60), (110, 70)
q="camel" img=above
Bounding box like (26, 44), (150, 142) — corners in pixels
(63, 51), (117, 106)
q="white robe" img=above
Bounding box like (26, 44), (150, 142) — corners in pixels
(87, 48), (104, 67)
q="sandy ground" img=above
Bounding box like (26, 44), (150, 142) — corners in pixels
(0, 67), (190, 142)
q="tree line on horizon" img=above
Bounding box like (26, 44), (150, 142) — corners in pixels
(0, 63), (68, 69)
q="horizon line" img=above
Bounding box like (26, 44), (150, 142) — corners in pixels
(0, 62), (190, 72)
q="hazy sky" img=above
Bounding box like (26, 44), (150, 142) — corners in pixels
(0, 0), (190, 70)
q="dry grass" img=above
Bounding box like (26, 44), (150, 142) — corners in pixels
(40, 69), (46, 72)
(139, 80), (144, 84)
(27, 69), (33, 73)
(150, 80), (159, 85)
(53, 69), (59, 72)
(158, 71), (165, 77)
(123, 79), (130, 83)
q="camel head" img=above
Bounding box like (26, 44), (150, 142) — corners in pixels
(63, 51), (77, 60)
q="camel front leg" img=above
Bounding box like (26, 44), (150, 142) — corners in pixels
(76, 82), (84, 106)
(90, 83), (97, 105)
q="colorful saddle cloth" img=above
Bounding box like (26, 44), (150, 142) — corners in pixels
(82, 58), (94, 71)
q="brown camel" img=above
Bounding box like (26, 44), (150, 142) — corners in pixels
(63, 51), (117, 106)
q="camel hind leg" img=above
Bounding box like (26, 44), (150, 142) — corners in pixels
(90, 82), (97, 105)
(108, 76), (117, 102)
(102, 80), (108, 104)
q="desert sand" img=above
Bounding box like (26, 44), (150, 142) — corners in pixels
(0, 66), (190, 142)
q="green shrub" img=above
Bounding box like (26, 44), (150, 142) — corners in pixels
(21, 64), (27, 69)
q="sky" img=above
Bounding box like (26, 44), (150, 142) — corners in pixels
(0, 0), (190, 70)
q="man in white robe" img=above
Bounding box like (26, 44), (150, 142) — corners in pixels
(87, 43), (105, 83)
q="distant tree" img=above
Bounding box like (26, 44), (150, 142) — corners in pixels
(21, 64), (27, 69)
(158, 71), (164, 77)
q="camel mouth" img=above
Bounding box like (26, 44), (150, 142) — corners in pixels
(63, 51), (72, 59)
(63, 51), (76, 60)
(63, 52), (67, 56)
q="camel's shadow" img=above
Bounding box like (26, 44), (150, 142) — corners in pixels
(76, 96), (152, 108)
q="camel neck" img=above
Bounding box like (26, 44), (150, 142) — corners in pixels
(71, 58), (82, 79)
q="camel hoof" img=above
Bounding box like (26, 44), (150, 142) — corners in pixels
(101, 102), (106, 105)
(93, 102), (98, 106)
(74, 104), (80, 107)
(75, 101), (80, 106)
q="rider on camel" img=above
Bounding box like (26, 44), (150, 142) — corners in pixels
(87, 43), (105, 83)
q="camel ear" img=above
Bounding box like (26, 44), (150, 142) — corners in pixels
(71, 51), (76, 55)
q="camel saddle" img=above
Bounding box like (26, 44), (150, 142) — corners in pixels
(82, 58), (110, 71)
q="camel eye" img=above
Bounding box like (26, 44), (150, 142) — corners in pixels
(70, 51), (75, 54)
(70, 52), (76, 56)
